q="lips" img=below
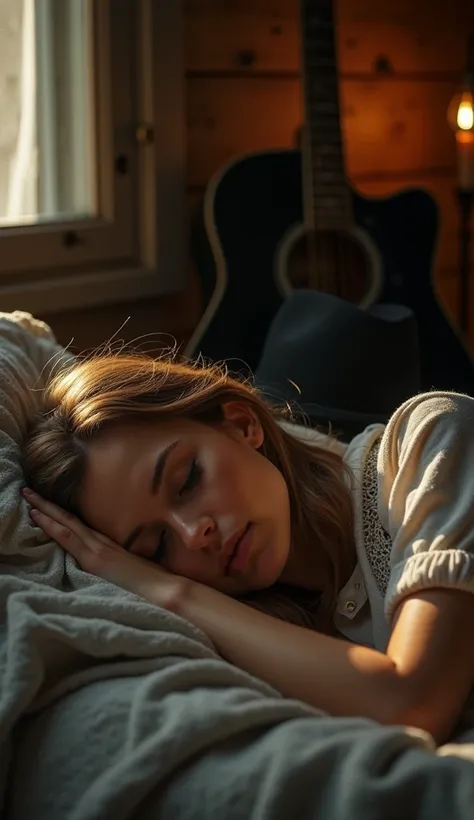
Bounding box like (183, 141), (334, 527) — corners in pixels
(223, 526), (247, 574)
(224, 523), (251, 576)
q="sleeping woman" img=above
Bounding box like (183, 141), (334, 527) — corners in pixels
(21, 352), (474, 744)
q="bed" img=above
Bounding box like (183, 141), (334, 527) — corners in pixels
(1, 310), (473, 820)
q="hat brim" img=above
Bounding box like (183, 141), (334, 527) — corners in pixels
(256, 382), (389, 428)
(289, 401), (388, 427)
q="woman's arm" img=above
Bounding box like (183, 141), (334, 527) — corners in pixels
(176, 581), (474, 744)
(387, 588), (474, 741)
(25, 488), (474, 744)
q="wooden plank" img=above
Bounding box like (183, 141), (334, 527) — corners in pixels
(44, 295), (197, 354)
(185, 0), (465, 14)
(44, 196), (204, 350)
(187, 77), (302, 185)
(187, 77), (458, 186)
(185, 0), (474, 74)
(340, 80), (456, 177)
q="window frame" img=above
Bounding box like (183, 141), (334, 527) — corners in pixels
(0, 0), (186, 314)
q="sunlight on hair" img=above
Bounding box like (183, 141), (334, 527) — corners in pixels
(23, 347), (355, 630)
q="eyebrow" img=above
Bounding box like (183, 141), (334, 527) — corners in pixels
(122, 439), (180, 551)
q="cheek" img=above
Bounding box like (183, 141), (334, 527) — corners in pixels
(165, 549), (218, 587)
(217, 445), (291, 521)
(246, 451), (290, 514)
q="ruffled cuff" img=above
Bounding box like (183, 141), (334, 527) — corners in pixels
(385, 549), (474, 622)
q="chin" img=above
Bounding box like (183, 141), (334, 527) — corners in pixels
(229, 568), (277, 597)
(255, 538), (290, 590)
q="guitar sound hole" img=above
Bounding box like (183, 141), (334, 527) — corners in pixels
(288, 229), (372, 303)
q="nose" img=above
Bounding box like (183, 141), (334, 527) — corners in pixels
(179, 515), (217, 552)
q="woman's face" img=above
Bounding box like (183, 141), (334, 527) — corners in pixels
(78, 402), (292, 595)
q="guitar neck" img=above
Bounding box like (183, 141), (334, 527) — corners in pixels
(300, 0), (353, 232)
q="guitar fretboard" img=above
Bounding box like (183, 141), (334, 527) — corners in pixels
(300, 0), (353, 231)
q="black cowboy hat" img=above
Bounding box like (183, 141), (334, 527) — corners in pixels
(254, 290), (421, 440)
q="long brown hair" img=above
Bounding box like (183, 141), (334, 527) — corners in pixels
(23, 351), (355, 629)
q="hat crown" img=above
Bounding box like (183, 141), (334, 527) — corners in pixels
(255, 290), (420, 428)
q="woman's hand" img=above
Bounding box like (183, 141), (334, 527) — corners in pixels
(21, 488), (187, 611)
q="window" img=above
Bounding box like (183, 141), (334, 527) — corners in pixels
(0, 0), (186, 314)
(1, 0), (95, 227)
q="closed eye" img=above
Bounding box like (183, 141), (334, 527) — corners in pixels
(151, 528), (168, 564)
(151, 460), (201, 564)
(179, 459), (201, 496)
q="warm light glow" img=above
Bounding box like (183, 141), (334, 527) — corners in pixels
(457, 96), (474, 130)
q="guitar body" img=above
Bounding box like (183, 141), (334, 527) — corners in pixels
(188, 148), (474, 393)
(187, 150), (300, 373)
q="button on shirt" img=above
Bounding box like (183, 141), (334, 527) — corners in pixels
(333, 564), (375, 648)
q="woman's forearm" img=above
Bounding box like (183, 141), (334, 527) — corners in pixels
(175, 581), (410, 725)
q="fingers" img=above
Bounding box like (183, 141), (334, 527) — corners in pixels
(22, 488), (120, 550)
(22, 488), (116, 573)
(28, 507), (114, 578)
(21, 490), (178, 600)
(29, 508), (83, 560)
(22, 488), (84, 535)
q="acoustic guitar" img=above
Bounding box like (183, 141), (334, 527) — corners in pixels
(186, 0), (474, 395)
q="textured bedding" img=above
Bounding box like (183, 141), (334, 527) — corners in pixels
(0, 311), (473, 820)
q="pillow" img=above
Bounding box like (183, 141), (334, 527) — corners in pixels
(0, 310), (73, 584)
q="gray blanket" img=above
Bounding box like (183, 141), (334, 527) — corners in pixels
(1, 312), (473, 820)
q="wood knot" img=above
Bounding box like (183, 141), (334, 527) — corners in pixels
(374, 55), (393, 76)
(391, 121), (406, 138)
(236, 49), (257, 68)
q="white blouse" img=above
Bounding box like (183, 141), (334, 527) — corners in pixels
(281, 391), (474, 653)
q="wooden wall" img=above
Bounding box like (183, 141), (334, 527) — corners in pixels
(185, 0), (474, 345)
(46, 0), (474, 351)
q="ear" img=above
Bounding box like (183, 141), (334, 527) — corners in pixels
(221, 401), (264, 449)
